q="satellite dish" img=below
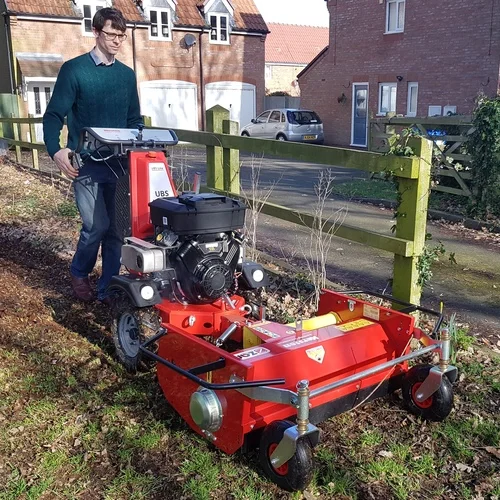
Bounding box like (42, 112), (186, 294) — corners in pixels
(184, 34), (196, 47)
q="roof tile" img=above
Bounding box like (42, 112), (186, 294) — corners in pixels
(265, 23), (329, 65)
(4, 0), (267, 31)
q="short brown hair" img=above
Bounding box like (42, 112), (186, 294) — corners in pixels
(92, 7), (127, 32)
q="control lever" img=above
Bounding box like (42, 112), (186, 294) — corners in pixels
(69, 151), (82, 170)
(137, 123), (145, 141)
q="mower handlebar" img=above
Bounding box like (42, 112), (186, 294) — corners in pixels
(140, 345), (286, 390)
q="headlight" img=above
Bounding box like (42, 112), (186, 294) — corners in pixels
(252, 269), (264, 282)
(140, 285), (155, 300)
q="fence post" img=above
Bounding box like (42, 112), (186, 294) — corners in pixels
(11, 113), (21, 163)
(205, 105), (228, 190)
(392, 137), (433, 305)
(0, 121), (7, 158)
(222, 118), (240, 194)
(28, 114), (39, 170)
(142, 115), (152, 127)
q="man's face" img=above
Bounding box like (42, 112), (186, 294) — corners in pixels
(93, 20), (126, 56)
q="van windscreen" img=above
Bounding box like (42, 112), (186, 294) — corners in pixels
(287, 111), (322, 125)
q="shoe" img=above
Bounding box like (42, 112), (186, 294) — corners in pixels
(71, 276), (95, 302)
(98, 296), (116, 308)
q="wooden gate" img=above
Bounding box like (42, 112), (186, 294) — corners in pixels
(370, 115), (473, 197)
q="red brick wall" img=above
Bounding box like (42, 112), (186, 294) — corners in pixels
(133, 28), (265, 126)
(299, 0), (500, 146)
(10, 17), (265, 128)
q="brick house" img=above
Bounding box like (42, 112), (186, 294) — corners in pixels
(298, 0), (500, 147)
(265, 23), (328, 97)
(0, 0), (268, 140)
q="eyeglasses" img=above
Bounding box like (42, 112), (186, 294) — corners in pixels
(100, 29), (127, 42)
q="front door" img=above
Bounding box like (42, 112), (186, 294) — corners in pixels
(27, 82), (55, 142)
(351, 83), (368, 147)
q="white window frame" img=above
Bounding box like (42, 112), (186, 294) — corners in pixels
(386, 0), (405, 34)
(378, 83), (397, 116)
(209, 13), (230, 45)
(148, 8), (172, 41)
(407, 82), (418, 117)
(80, 0), (107, 36)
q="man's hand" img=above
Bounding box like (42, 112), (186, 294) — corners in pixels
(54, 148), (79, 179)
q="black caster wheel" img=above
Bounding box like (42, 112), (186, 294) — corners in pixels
(402, 364), (453, 421)
(111, 294), (160, 373)
(258, 420), (314, 492)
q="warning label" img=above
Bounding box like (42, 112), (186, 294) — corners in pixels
(363, 304), (380, 321)
(336, 319), (374, 332)
(306, 345), (325, 363)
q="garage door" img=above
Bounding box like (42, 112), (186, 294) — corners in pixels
(205, 82), (256, 130)
(140, 80), (198, 130)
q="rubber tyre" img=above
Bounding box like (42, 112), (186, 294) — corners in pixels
(276, 134), (287, 141)
(402, 364), (453, 421)
(258, 420), (314, 492)
(241, 132), (250, 137)
(111, 294), (160, 373)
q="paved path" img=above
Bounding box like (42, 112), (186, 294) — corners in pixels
(169, 146), (500, 339)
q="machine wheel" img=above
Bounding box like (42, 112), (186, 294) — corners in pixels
(402, 364), (453, 421)
(111, 294), (161, 373)
(276, 134), (287, 141)
(258, 420), (314, 492)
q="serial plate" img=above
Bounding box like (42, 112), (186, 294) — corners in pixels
(303, 135), (317, 140)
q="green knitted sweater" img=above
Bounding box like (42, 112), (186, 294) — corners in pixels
(43, 53), (142, 159)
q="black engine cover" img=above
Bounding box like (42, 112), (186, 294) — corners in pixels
(172, 234), (241, 304)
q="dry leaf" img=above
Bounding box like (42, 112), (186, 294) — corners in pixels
(485, 447), (500, 459)
(378, 450), (393, 458)
(456, 463), (474, 472)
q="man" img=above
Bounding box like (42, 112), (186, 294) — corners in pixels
(43, 7), (142, 306)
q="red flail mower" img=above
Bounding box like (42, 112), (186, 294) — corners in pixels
(76, 127), (458, 491)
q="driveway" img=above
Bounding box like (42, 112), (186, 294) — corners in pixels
(169, 145), (500, 340)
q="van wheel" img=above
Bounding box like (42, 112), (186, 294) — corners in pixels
(241, 131), (250, 137)
(276, 134), (287, 141)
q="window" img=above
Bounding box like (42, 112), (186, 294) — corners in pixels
(44, 87), (51, 106)
(82, 1), (106, 34)
(34, 87), (41, 114)
(286, 111), (322, 124)
(149, 8), (172, 41)
(407, 82), (418, 117)
(386, 0), (405, 33)
(269, 111), (281, 123)
(210, 13), (229, 44)
(255, 111), (271, 123)
(428, 106), (442, 117)
(378, 83), (397, 115)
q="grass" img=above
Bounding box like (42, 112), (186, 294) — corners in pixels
(332, 178), (470, 215)
(1, 159), (499, 500)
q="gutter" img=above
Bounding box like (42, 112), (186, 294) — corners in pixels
(199, 30), (205, 130)
(2, 12), (15, 93)
(131, 23), (137, 74)
(8, 11), (82, 21)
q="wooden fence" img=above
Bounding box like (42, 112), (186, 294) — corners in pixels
(1, 109), (433, 306)
(370, 115), (473, 197)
